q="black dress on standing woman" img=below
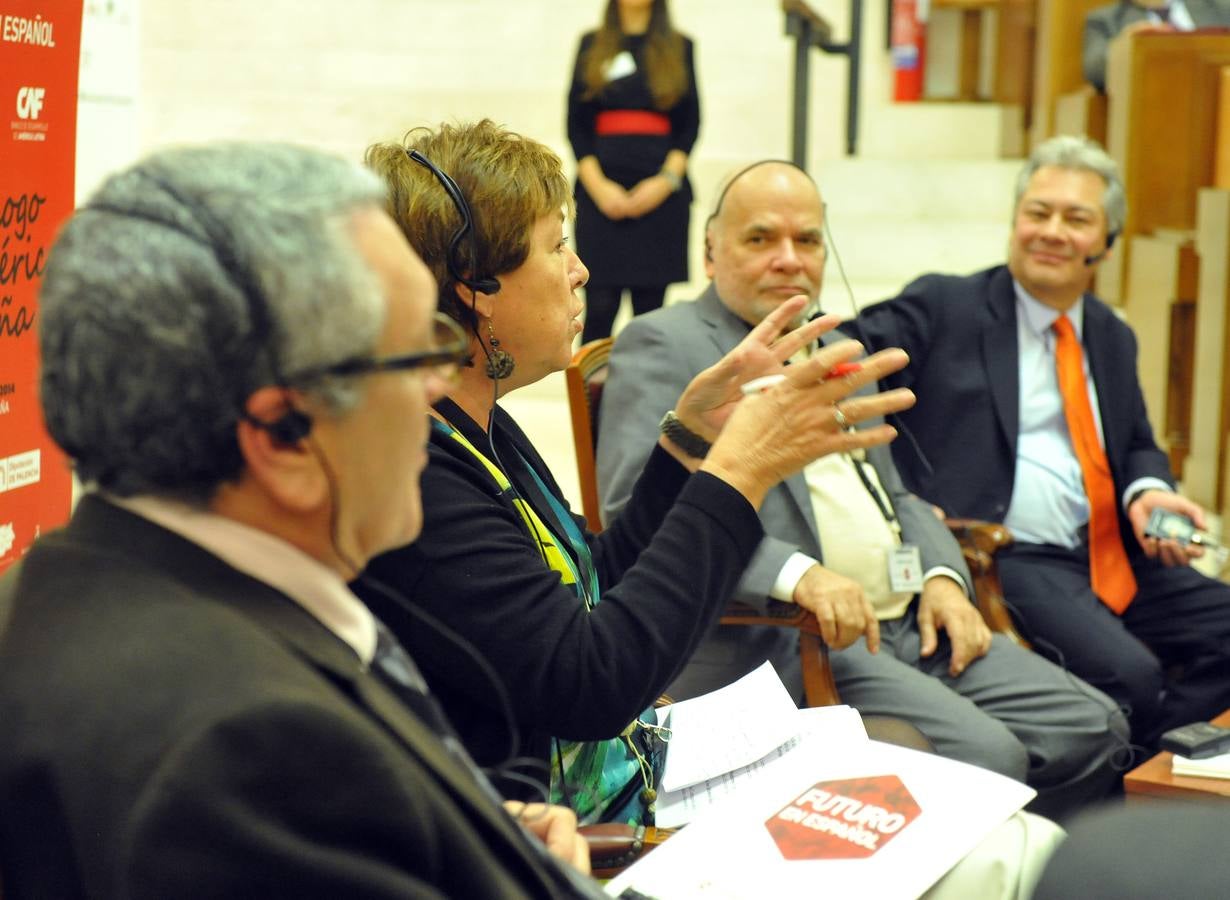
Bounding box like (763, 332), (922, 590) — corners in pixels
(567, 30), (700, 342)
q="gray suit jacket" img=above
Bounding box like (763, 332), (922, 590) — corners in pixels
(596, 286), (970, 701)
(1083, 0), (1230, 90)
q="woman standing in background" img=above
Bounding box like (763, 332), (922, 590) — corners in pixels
(567, 0), (700, 343)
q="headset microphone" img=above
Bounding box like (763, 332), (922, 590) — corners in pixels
(406, 149), (502, 296)
(1083, 231), (1119, 267)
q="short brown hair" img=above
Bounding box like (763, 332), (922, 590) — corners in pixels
(365, 119), (573, 331)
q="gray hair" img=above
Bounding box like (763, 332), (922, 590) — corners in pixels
(1014, 135), (1126, 236)
(39, 142), (389, 500)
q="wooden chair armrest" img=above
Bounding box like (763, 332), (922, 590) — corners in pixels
(719, 599), (823, 637)
(944, 518), (1027, 646)
(945, 517), (1014, 559)
(581, 823), (675, 880)
(718, 601), (841, 707)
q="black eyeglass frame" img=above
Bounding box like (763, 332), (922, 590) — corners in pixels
(285, 311), (470, 383)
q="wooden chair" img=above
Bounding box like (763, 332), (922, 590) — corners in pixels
(565, 338), (841, 707)
(565, 338), (1025, 705)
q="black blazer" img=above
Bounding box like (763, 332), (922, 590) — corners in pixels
(0, 496), (587, 898)
(854, 265), (1172, 556)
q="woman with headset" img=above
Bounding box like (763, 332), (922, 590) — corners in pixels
(568, 0), (699, 342)
(358, 119), (912, 826)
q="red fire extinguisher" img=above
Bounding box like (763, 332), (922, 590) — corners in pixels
(891, 0), (927, 102)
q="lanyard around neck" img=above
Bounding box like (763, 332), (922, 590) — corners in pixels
(431, 418), (600, 609)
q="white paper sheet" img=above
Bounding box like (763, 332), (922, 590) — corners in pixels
(1172, 751), (1230, 780)
(610, 739), (1035, 900)
(655, 705), (868, 828)
(658, 660), (802, 792)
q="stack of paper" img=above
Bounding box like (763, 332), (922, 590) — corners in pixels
(614, 661), (1037, 898)
(1172, 751), (1230, 779)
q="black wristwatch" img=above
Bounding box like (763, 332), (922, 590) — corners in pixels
(658, 410), (711, 457)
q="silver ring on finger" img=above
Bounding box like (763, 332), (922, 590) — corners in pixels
(833, 404), (851, 431)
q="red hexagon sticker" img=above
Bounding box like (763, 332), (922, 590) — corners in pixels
(764, 775), (922, 860)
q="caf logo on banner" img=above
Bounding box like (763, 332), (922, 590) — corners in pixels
(16, 86), (45, 120)
(764, 775), (922, 860)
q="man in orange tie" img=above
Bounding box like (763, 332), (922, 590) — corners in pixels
(854, 135), (1230, 751)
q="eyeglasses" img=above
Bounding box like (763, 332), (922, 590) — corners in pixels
(288, 312), (469, 383)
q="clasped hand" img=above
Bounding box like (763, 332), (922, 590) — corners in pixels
(591, 174), (673, 220)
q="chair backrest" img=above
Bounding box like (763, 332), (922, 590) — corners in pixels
(564, 338), (613, 532)
(563, 336), (842, 707)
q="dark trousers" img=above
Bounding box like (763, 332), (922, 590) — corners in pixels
(997, 541), (1230, 749)
(582, 285), (667, 343)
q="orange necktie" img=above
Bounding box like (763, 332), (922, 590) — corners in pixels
(1053, 315), (1138, 613)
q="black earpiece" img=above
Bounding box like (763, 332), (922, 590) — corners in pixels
(1084, 230), (1119, 266)
(264, 409), (313, 445)
(406, 149), (501, 295)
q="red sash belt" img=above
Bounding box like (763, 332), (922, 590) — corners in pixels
(594, 110), (671, 136)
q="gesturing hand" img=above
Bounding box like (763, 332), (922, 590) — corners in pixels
(674, 295), (834, 442)
(698, 337), (915, 509)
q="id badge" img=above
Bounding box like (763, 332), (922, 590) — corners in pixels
(604, 50), (637, 81)
(888, 545), (924, 593)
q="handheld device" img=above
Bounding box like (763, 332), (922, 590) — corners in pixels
(1160, 721), (1230, 759)
(1144, 508), (1211, 547)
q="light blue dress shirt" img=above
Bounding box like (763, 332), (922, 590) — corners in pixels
(1004, 282), (1170, 548)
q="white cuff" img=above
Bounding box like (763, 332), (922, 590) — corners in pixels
(924, 566), (969, 598)
(771, 552), (819, 603)
(1122, 477), (1172, 512)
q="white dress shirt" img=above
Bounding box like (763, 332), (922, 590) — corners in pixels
(106, 492), (378, 664)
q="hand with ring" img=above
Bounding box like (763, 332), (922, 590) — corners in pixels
(833, 404), (851, 431)
(698, 340), (915, 510)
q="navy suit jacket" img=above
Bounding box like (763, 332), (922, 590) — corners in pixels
(853, 265), (1172, 560)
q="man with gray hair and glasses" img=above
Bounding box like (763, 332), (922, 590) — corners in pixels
(854, 135), (1230, 755)
(0, 142), (605, 898)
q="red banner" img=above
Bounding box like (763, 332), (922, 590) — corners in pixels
(0, 2), (82, 574)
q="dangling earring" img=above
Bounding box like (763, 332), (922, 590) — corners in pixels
(484, 319), (515, 380)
